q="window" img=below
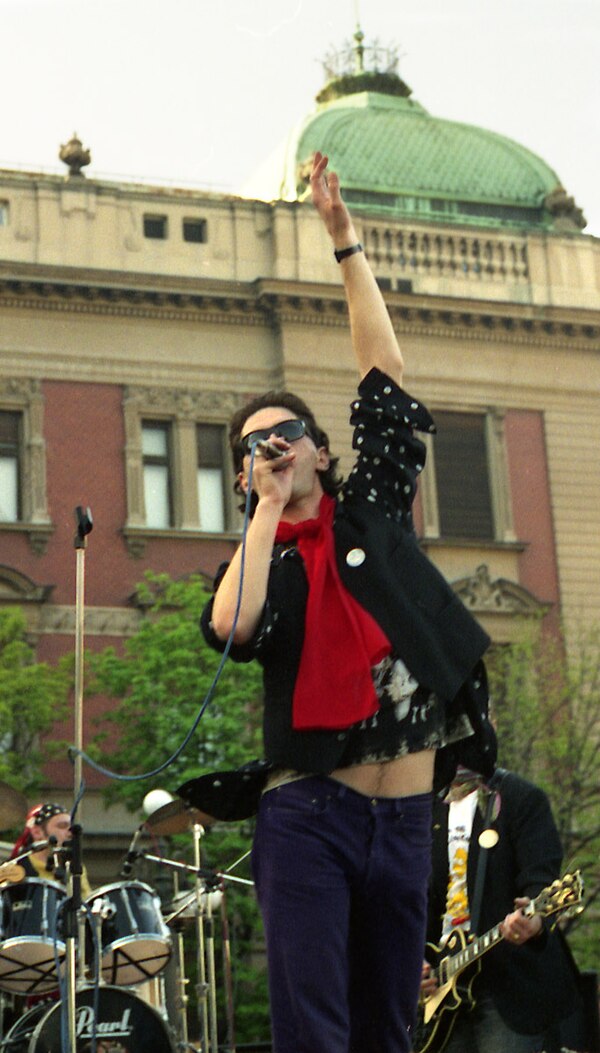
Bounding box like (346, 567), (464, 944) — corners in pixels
(123, 387), (243, 553)
(0, 411), (21, 521)
(183, 218), (207, 244)
(0, 201), (8, 227)
(420, 408), (515, 544)
(197, 424), (225, 532)
(143, 214), (168, 239)
(434, 412), (493, 540)
(0, 381), (51, 552)
(142, 422), (172, 528)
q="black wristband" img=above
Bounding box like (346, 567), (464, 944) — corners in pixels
(334, 243), (363, 263)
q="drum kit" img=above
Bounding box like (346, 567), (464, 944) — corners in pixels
(0, 781), (255, 1052)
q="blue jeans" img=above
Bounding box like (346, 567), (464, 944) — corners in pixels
(251, 775), (433, 1053)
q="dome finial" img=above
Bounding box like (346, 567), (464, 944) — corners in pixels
(353, 25), (365, 73)
(352, 0), (365, 72)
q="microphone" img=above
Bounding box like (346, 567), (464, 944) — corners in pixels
(256, 439), (284, 460)
(120, 825), (145, 877)
(30, 836), (58, 854)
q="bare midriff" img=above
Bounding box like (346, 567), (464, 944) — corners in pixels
(331, 749), (435, 798)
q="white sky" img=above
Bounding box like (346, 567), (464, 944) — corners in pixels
(2, 0), (599, 236)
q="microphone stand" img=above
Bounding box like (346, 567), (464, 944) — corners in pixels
(64, 506), (93, 1050)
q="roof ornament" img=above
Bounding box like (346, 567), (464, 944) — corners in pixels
(322, 26), (400, 82)
(543, 186), (587, 231)
(59, 133), (91, 179)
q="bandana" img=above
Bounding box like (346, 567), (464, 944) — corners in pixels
(443, 769), (501, 823)
(275, 494), (391, 730)
(10, 802), (67, 859)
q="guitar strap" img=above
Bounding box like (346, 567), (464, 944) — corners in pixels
(469, 767), (505, 932)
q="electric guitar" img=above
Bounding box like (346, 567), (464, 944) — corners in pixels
(414, 870), (584, 1053)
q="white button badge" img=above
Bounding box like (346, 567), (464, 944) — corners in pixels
(346, 548), (366, 568)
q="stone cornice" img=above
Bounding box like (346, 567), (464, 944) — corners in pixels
(0, 267), (598, 349)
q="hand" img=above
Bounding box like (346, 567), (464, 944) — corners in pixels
(310, 151), (357, 247)
(500, 899), (543, 945)
(421, 960), (438, 999)
(246, 442), (296, 508)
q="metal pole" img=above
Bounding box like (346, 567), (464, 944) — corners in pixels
(73, 506), (92, 812)
(192, 824), (210, 1053)
(65, 506), (93, 1050)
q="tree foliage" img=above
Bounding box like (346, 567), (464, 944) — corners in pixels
(487, 619), (600, 970)
(88, 572), (270, 1043)
(0, 606), (69, 794)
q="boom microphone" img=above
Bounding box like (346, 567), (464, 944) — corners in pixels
(30, 836), (58, 854)
(120, 825), (145, 877)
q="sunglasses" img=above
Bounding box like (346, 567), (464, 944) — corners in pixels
(241, 418), (306, 456)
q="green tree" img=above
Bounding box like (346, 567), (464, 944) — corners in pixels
(0, 606), (69, 794)
(88, 572), (270, 1044)
(487, 620), (600, 970)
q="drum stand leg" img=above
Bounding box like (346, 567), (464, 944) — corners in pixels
(219, 888), (236, 1052)
(172, 919), (193, 1051)
(191, 821), (216, 1053)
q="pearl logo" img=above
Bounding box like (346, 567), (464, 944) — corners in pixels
(76, 1006), (133, 1039)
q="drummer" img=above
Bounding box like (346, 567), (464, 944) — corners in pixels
(10, 802), (91, 896)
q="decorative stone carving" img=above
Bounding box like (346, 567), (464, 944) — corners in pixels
(452, 564), (547, 615)
(544, 186), (586, 232)
(0, 565), (53, 603)
(38, 605), (141, 637)
(124, 385), (242, 420)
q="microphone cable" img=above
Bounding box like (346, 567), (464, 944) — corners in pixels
(68, 442), (262, 785)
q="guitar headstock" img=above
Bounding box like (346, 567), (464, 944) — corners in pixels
(533, 870), (584, 920)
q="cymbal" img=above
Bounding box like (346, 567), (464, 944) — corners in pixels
(0, 862), (26, 884)
(144, 798), (215, 837)
(0, 781), (27, 831)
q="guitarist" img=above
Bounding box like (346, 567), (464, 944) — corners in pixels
(422, 736), (583, 1053)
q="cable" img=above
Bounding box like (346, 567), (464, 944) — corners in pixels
(68, 444), (261, 785)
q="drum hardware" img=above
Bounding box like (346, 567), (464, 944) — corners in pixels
(5, 836), (58, 869)
(1, 984), (175, 1052)
(128, 831), (253, 1053)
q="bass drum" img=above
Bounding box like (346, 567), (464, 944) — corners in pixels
(11, 985), (175, 1052)
(0, 1002), (49, 1053)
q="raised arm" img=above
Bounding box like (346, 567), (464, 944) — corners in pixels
(310, 151), (403, 386)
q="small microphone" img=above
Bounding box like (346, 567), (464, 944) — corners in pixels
(256, 439), (284, 460)
(120, 825), (144, 877)
(30, 835), (58, 855)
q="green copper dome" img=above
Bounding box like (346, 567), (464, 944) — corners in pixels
(246, 46), (585, 233)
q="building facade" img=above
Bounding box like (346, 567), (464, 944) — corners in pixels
(1, 41), (599, 871)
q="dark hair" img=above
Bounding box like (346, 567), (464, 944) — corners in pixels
(229, 390), (343, 513)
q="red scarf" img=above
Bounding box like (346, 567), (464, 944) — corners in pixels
(275, 494), (390, 730)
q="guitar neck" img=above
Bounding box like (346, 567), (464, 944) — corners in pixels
(438, 901), (535, 984)
(439, 924), (503, 983)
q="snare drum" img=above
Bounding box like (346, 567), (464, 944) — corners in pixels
(1, 985), (175, 1052)
(85, 881), (171, 987)
(0, 879), (66, 995)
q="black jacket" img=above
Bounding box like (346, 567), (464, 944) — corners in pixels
(202, 370), (491, 781)
(426, 769), (582, 1034)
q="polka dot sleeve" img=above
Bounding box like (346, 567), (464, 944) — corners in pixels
(343, 367), (436, 527)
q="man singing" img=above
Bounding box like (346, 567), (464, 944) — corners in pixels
(201, 152), (492, 1053)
